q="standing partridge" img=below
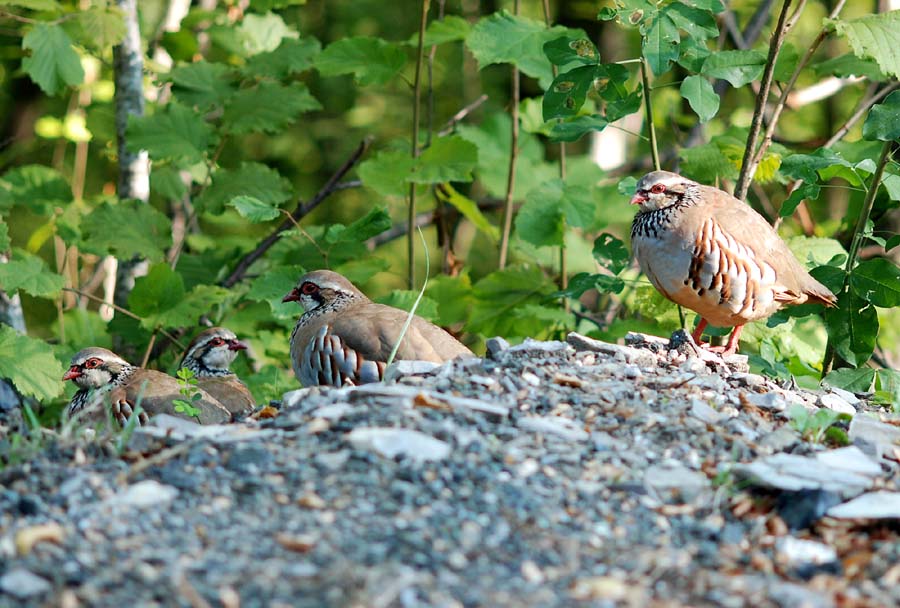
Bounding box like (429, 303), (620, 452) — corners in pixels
(630, 170), (836, 355)
(180, 327), (255, 417)
(63, 347), (232, 426)
(282, 270), (474, 387)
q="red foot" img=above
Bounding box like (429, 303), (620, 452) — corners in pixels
(690, 319), (742, 357)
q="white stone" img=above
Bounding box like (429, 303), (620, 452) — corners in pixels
(827, 491), (900, 519)
(776, 537), (837, 568)
(345, 427), (451, 462)
(104, 480), (178, 509)
(818, 393), (856, 415)
(740, 391), (787, 411)
(690, 398), (724, 424)
(644, 463), (709, 504)
(0, 568), (51, 598)
(310, 403), (354, 421)
(518, 416), (589, 441)
(849, 415), (900, 460)
(383, 360), (440, 381)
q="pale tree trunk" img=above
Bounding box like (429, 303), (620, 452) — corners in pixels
(112, 0), (150, 307)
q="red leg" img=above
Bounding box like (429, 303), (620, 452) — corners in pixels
(691, 318), (708, 344)
(721, 324), (743, 356)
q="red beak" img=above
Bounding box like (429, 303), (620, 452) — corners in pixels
(282, 288), (300, 303)
(62, 366), (81, 381)
(228, 340), (248, 351)
(630, 192), (647, 205)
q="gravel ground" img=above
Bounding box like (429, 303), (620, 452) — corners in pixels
(1, 332), (899, 607)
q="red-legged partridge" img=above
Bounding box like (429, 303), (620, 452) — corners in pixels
(180, 327), (255, 417)
(63, 347), (232, 426)
(283, 270), (474, 387)
(630, 171), (836, 355)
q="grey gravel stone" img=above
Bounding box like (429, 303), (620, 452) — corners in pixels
(849, 414), (900, 460)
(383, 360), (440, 381)
(346, 427), (451, 462)
(518, 416), (589, 441)
(828, 491), (900, 519)
(0, 568), (51, 598)
(818, 393), (856, 415)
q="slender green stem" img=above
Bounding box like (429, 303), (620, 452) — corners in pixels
(408, 0), (430, 289)
(639, 57), (660, 171)
(822, 140), (893, 375)
(498, 1), (521, 270)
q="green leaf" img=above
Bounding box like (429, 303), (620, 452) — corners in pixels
(642, 11), (679, 75)
(223, 82), (321, 134)
(664, 2), (718, 40)
(244, 37), (321, 78)
(249, 0), (307, 10)
(862, 90), (900, 142)
(415, 15), (471, 46)
(469, 265), (559, 339)
(548, 114), (608, 143)
(824, 291), (878, 367)
(314, 36), (406, 86)
(128, 263), (185, 327)
(375, 291), (439, 322)
(0, 249), (64, 298)
(592, 233), (630, 275)
(126, 103), (216, 163)
(359, 149), (415, 198)
(0, 325), (63, 401)
(196, 163), (293, 215)
(559, 272), (625, 298)
(227, 195), (280, 222)
(780, 148), (849, 183)
(543, 36), (599, 66)
(0, 223), (8, 251)
(408, 136), (478, 184)
(851, 257), (900, 307)
(515, 179), (593, 248)
(0, 1), (60, 9)
(814, 53), (885, 80)
(701, 49), (765, 87)
(0, 164), (71, 215)
(323, 207), (392, 244)
(823, 368), (877, 394)
(772, 43), (799, 82)
(543, 65), (597, 120)
(833, 11), (900, 79)
(780, 183), (820, 217)
(81, 201), (172, 262)
(21, 24), (84, 95)
(150, 166), (189, 201)
(436, 183), (499, 241)
(679, 140), (738, 183)
(150, 284), (234, 330)
(238, 11), (298, 56)
(246, 265), (304, 318)
(53, 308), (112, 350)
(69, 6), (126, 50)
(169, 61), (236, 110)
(679, 75), (719, 122)
(425, 273), (474, 326)
(466, 11), (569, 88)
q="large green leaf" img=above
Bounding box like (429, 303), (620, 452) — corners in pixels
(469, 265), (559, 339)
(425, 273), (474, 326)
(515, 179), (593, 248)
(814, 53), (885, 80)
(548, 115), (609, 143)
(246, 265), (305, 318)
(664, 2), (719, 40)
(680, 75), (719, 123)
(592, 233), (630, 275)
(359, 149), (415, 198)
(823, 367), (877, 394)
(642, 11), (680, 75)
(862, 90), (900, 142)
(196, 163), (293, 215)
(851, 258), (900, 308)
(223, 82), (321, 134)
(238, 11), (298, 56)
(69, 5), (127, 50)
(314, 36), (407, 85)
(0, 325), (63, 401)
(81, 201), (172, 262)
(375, 291), (439, 322)
(543, 36), (599, 67)
(128, 263), (184, 328)
(543, 65), (597, 120)
(413, 15), (471, 46)
(0, 249), (64, 298)
(833, 11), (900, 79)
(169, 61), (236, 110)
(227, 195), (281, 222)
(407, 136), (478, 184)
(323, 207), (392, 245)
(0, 164), (71, 215)
(244, 37), (321, 78)
(126, 103), (216, 163)
(701, 49), (765, 87)
(824, 291), (878, 367)
(466, 11), (569, 88)
(21, 23), (84, 95)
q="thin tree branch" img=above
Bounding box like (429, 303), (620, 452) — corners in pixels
(639, 58), (660, 171)
(408, 0), (430, 289)
(749, 0), (845, 174)
(498, 0), (521, 270)
(220, 138), (371, 288)
(437, 94), (489, 136)
(734, 0), (795, 201)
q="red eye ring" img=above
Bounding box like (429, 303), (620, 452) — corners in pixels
(650, 183), (666, 194)
(84, 358), (101, 369)
(300, 282), (318, 295)
(210, 337), (225, 347)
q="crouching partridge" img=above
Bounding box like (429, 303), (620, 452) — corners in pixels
(283, 270), (474, 387)
(180, 327), (255, 417)
(63, 347), (232, 426)
(630, 171), (836, 355)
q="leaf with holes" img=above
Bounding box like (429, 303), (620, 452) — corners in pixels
(593, 233), (630, 275)
(543, 65), (597, 120)
(850, 257), (900, 307)
(642, 10), (679, 75)
(543, 36), (599, 67)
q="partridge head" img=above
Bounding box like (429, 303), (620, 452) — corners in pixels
(180, 327), (255, 417)
(282, 270), (474, 387)
(630, 170), (836, 355)
(64, 347), (232, 426)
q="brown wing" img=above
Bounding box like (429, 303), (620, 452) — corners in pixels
(198, 376), (255, 417)
(121, 369), (232, 424)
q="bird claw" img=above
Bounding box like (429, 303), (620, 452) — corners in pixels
(111, 400), (149, 427)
